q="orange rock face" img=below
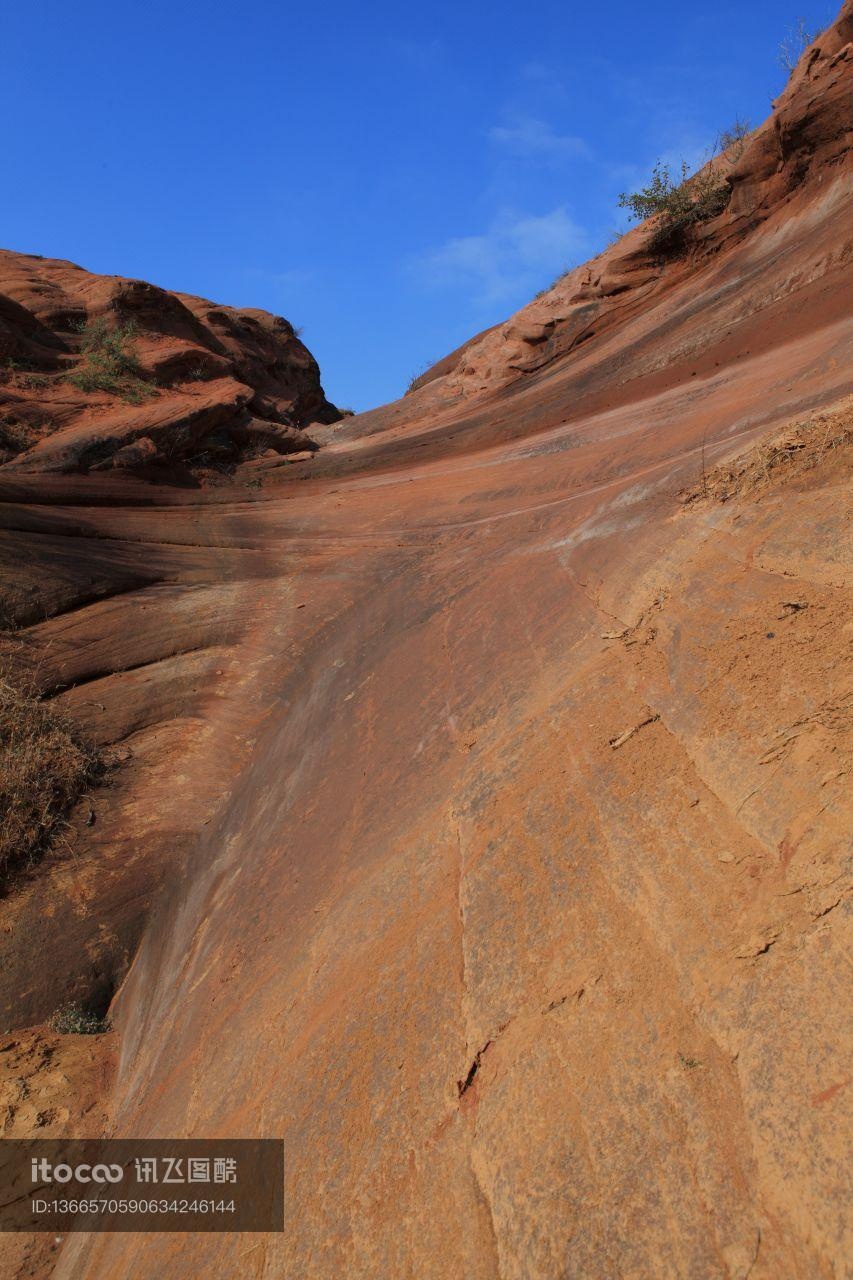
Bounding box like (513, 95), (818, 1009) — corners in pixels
(0, 252), (340, 479)
(0, 7), (851, 1278)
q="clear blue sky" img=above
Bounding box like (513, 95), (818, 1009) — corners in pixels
(2, 1), (836, 410)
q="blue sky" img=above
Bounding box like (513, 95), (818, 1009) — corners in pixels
(2, 1), (836, 410)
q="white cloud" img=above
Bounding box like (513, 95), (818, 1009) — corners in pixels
(410, 207), (588, 305)
(489, 115), (589, 159)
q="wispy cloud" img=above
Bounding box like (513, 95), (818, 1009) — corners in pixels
(489, 114), (589, 159)
(243, 265), (314, 292)
(386, 34), (444, 70)
(409, 207), (588, 306)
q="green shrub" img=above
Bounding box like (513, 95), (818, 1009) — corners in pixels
(48, 1002), (110, 1035)
(2, 361), (53, 392)
(619, 160), (730, 253)
(70, 318), (156, 403)
(21, 372), (51, 390)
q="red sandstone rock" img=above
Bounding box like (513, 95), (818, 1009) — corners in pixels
(97, 434), (160, 470)
(0, 252), (340, 477)
(0, 8), (851, 1279)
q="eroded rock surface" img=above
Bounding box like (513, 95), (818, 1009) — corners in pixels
(0, 8), (851, 1278)
(0, 252), (340, 479)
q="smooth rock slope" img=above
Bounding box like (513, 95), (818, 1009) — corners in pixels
(0, 8), (851, 1278)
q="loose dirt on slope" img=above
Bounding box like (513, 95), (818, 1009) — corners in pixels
(680, 395), (853, 505)
(0, 1028), (116, 1280)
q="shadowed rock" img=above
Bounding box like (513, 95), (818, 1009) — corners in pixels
(0, 252), (339, 480)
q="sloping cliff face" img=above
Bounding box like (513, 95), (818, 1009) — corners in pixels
(0, 251), (339, 479)
(336, 4), (852, 454)
(0, 8), (851, 1279)
(403, 4), (852, 406)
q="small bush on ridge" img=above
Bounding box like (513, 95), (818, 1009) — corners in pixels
(717, 118), (752, 160)
(779, 17), (820, 74)
(70, 318), (156, 403)
(618, 160), (730, 254)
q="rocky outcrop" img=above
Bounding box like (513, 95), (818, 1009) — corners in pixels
(0, 252), (340, 478)
(389, 9), (852, 413)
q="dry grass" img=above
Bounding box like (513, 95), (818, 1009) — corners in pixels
(69, 318), (157, 404)
(0, 415), (36, 454)
(681, 398), (853, 506)
(48, 1002), (110, 1035)
(0, 655), (101, 884)
(0, 412), (58, 462)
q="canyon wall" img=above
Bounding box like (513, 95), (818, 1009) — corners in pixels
(0, 8), (851, 1278)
